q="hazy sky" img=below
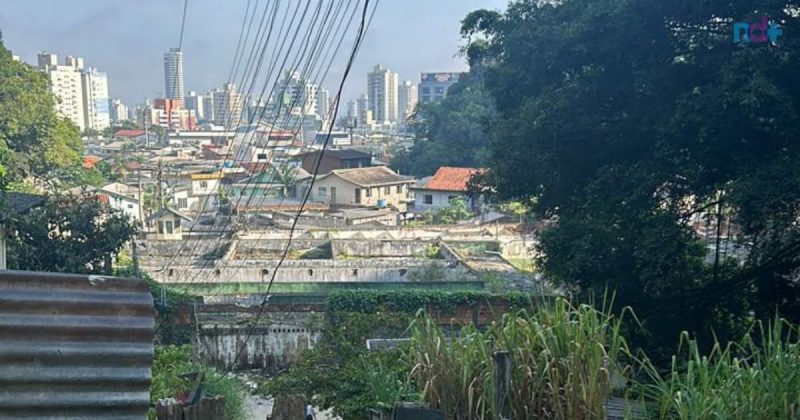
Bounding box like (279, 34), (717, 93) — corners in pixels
(0, 0), (507, 107)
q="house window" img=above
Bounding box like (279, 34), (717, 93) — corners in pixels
(127, 204), (134, 209)
(199, 180), (208, 188)
(423, 194), (433, 205)
(178, 198), (188, 208)
(165, 220), (174, 234)
(318, 186), (327, 197)
(158, 221), (164, 234)
(365, 188), (371, 198)
(257, 153), (267, 160)
(396, 185), (402, 194)
(384, 186), (390, 195)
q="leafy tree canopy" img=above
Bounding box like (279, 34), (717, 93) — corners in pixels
(465, 0), (800, 354)
(0, 41), (82, 190)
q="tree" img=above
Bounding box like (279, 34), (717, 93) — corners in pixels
(465, 0), (800, 355)
(6, 193), (138, 274)
(391, 69), (494, 177)
(0, 40), (81, 190)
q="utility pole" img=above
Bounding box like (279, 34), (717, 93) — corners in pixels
(156, 159), (164, 210)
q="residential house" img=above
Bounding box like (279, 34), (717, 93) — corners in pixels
(412, 166), (484, 213)
(306, 166), (414, 212)
(171, 185), (199, 213)
(230, 172), (285, 198)
(0, 192), (45, 269)
(147, 207), (192, 240)
(190, 171), (221, 196)
(299, 149), (372, 174)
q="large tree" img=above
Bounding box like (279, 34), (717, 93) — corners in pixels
(0, 40), (82, 190)
(6, 194), (138, 274)
(466, 0), (800, 354)
(391, 69), (495, 177)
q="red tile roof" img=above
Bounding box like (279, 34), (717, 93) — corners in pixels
(115, 129), (146, 138)
(82, 155), (100, 169)
(423, 167), (484, 192)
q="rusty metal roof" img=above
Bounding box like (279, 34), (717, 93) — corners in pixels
(0, 270), (155, 419)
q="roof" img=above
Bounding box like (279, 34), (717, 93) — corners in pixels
(0, 192), (45, 221)
(82, 155), (101, 169)
(304, 149), (371, 160)
(322, 166), (412, 187)
(114, 129), (146, 138)
(147, 207), (192, 222)
(191, 171), (222, 181)
(422, 167), (484, 192)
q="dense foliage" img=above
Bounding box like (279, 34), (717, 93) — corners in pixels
(391, 69), (494, 177)
(465, 0), (800, 355)
(0, 41), (82, 190)
(326, 289), (531, 314)
(6, 193), (138, 273)
(150, 345), (245, 420)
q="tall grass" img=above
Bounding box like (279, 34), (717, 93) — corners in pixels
(636, 318), (800, 419)
(406, 297), (632, 419)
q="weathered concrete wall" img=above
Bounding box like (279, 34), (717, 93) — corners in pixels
(330, 239), (436, 258)
(149, 258), (441, 283)
(195, 309), (322, 372)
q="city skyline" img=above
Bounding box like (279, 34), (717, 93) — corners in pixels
(0, 0), (507, 108)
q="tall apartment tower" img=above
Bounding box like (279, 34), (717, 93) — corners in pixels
(163, 48), (184, 100)
(110, 99), (129, 122)
(212, 83), (243, 127)
(38, 52), (86, 131)
(316, 87), (330, 119)
(398, 80), (418, 122)
(367, 64), (398, 124)
(81, 67), (111, 131)
(278, 70), (317, 116)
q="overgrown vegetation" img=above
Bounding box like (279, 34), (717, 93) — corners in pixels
(150, 345), (245, 420)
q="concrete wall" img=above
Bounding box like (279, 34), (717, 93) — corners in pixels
(151, 258), (439, 283)
(331, 239), (436, 258)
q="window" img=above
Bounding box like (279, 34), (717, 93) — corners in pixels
(384, 186), (390, 195)
(421, 87), (430, 94)
(257, 153), (267, 160)
(435, 87), (445, 94)
(127, 204), (134, 209)
(165, 220), (173, 234)
(158, 221), (164, 234)
(178, 198), (188, 208)
(423, 194), (433, 205)
(318, 186), (327, 197)
(365, 188), (372, 198)
(396, 185), (402, 194)
(199, 180), (208, 188)
(175, 219), (181, 229)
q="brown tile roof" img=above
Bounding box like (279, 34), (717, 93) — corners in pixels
(115, 129), (146, 138)
(423, 167), (484, 192)
(323, 166), (412, 187)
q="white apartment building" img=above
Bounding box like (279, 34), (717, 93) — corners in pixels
(398, 80), (418, 122)
(111, 99), (129, 122)
(38, 52), (86, 131)
(163, 48), (184, 100)
(316, 87), (330, 119)
(278, 70), (317, 116)
(185, 91), (205, 120)
(81, 68), (111, 131)
(367, 64), (398, 124)
(212, 83), (243, 127)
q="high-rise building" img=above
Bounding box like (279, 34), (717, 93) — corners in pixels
(185, 91), (205, 120)
(316, 87), (330, 119)
(419, 72), (460, 103)
(38, 52), (86, 131)
(212, 83), (243, 127)
(367, 64), (398, 124)
(357, 94), (371, 125)
(81, 67), (110, 131)
(398, 80), (418, 122)
(147, 99), (195, 131)
(110, 99), (129, 123)
(347, 99), (358, 121)
(202, 93), (215, 122)
(277, 70), (317, 116)
(163, 48), (184, 100)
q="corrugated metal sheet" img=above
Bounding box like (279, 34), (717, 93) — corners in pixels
(0, 270), (154, 419)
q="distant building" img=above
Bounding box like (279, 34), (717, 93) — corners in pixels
(412, 166), (483, 213)
(316, 87), (330, 119)
(347, 99), (358, 121)
(357, 94), (371, 125)
(81, 67), (110, 131)
(367, 64), (398, 123)
(212, 83), (243, 127)
(111, 99), (129, 123)
(398, 80), (418, 122)
(307, 166), (414, 211)
(147, 99), (196, 131)
(419, 72), (460, 103)
(299, 149), (372, 174)
(277, 70), (317, 116)
(163, 48), (184, 100)
(38, 52), (86, 130)
(202, 93), (215, 122)
(184, 91), (205, 120)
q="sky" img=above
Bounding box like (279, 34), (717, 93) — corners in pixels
(0, 0), (507, 108)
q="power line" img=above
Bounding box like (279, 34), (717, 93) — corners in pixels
(178, 0), (189, 50)
(216, 0), (378, 375)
